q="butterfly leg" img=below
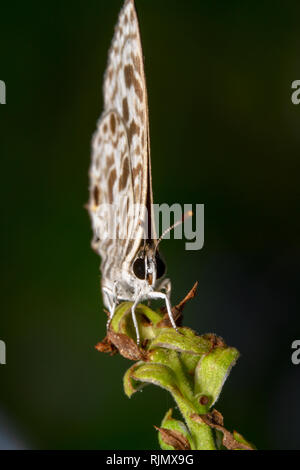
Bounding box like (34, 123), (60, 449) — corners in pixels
(103, 284), (118, 330)
(131, 296), (143, 345)
(148, 291), (178, 331)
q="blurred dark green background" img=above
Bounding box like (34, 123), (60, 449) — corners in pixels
(1, 0), (299, 450)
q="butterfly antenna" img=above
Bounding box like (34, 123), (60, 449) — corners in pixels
(155, 210), (193, 251)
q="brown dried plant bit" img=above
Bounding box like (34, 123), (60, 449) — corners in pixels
(107, 329), (147, 361)
(221, 430), (252, 451)
(175, 281), (199, 310)
(191, 410), (253, 451)
(154, 426), (191, 451)
(206, 408), (224, 426)
(202, 333), (227, 350)
(158, 282), (199, 328)
(95, 336), (118, 356)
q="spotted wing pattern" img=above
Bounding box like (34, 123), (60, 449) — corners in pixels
(104, 0), (151, 256)
(89, 110), (135, 281)
(89, 0), (153, 278)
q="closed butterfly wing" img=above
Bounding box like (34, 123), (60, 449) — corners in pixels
(102, 0), (157, 260)
(89, 110), (135, 281)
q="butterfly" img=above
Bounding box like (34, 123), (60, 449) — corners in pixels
(88, 0), (177, 344)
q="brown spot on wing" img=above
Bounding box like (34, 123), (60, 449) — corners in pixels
(122, 97), (129, 122)
(132, 53), (141, 76)
(124, 64), (143, 102)
(124, 64), (134, 88)
(110, 113), (116, 134)
(93, 186), (100, 206)
(132, 162), (142, 181)
(128, 120), (140, 146)
(108, 169), (117, 204)
(133, 78), (143, 102)
(119, 157), (130, 191)
(135, 103), (144, 123)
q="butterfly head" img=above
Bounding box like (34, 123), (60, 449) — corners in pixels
(132, 244), (166, 287)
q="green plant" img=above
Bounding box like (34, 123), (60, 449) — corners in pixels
(96, 283), (255, 450)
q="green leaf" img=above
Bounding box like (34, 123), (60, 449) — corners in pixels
(131, 362), (180, 394)
(149, 328), (211, 355)
(135, 304), (163, 326)
(110, 302), (133, 336)
(123, 362), (148, 398)
(180, 352), (202, 376)
(194, 347), (239, 407)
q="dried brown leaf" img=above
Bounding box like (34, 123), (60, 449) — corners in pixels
(154, 426), (191, 450)
(191, 409), (253, 450)
(202, 333), (227, 351)
(158, 282), (199, 328)
(95, 336), (118, 356)
(107, 330), (147, 361)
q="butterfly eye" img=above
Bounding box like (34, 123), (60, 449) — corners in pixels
(155, 252), (166, 279)
(133, 258), (146, 280)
